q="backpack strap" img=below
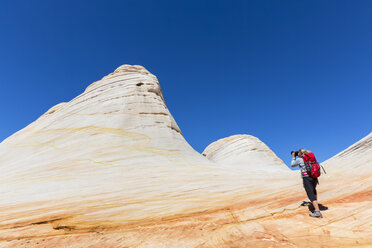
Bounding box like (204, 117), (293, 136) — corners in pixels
(320, 164), (326, 174)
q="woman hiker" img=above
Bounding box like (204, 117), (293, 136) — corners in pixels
(291, 149), (323, 218)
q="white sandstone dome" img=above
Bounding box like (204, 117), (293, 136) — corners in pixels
(1, 64), (233, 229)
(0, 64), (201, 165)
(203, 134), (287, 172)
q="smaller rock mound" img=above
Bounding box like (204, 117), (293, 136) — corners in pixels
(203, 135), (287, 172)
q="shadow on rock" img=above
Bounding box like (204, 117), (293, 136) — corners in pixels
(300, 201), (329, 212)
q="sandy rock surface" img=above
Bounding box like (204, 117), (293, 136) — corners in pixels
(0, 65), (370, 247)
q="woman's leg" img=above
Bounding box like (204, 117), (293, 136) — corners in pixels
(312, 179), (320, 211)
(303, 177), (321, 213)
(312, 200), (320, 211)
(305, 178), (322, 217)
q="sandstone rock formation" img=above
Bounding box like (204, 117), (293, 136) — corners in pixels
(202, 135), (287, 172)
(0, 65), (370, 247)
(0, 65), (238, 228)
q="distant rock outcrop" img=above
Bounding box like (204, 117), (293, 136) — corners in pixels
(203, 135), (287, 172)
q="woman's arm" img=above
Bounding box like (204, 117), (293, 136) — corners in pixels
(291, 153), (298, 167)
(291, 158), (299, 167)
(291, 157), (304, 167)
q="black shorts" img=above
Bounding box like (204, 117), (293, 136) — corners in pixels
(303, 176), (318, 202)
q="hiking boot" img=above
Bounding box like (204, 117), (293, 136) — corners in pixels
(309, 210), (323, 218)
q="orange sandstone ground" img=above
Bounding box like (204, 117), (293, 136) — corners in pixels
(1, 194), (370, 248)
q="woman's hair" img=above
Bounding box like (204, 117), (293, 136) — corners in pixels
(299, 148), (311, 154)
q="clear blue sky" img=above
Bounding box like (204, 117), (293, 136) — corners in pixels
(1, 1), (371, 168)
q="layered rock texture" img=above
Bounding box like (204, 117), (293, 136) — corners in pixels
(202, 135), (287, 172)
(0, 65), (371, 247)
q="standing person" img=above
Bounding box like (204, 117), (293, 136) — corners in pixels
(291, 149), (323, 218)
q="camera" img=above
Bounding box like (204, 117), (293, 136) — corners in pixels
(291, 151), (299, 157)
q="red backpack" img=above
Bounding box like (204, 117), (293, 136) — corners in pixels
(303, 152), (321, 178)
